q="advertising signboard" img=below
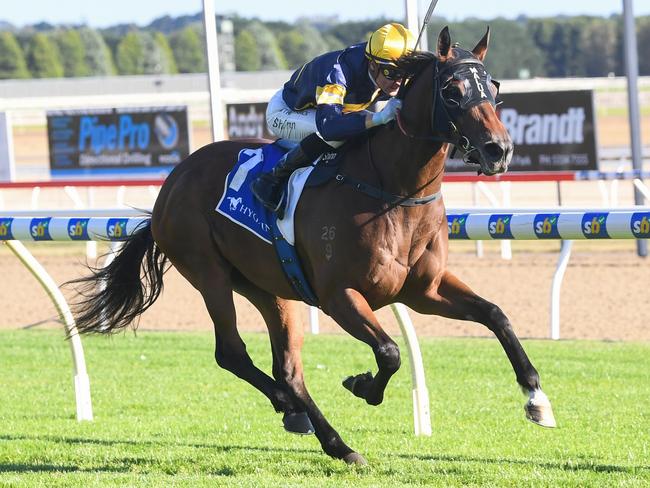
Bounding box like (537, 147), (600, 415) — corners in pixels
(227, 103), (273, 140)
(47, 106), (190, 178)
(446, 90), (598, 173)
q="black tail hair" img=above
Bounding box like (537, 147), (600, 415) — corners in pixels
(65, 221), (169, 335)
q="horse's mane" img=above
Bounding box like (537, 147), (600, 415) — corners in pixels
(394, 51), (438, 77)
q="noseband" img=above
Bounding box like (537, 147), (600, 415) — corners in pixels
(396, 55), (500, 166)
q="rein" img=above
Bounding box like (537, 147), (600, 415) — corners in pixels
(333, 172), (442, 207)
(333, 126), (443, 208)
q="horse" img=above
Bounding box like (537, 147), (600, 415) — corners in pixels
(68, 26), (556, 465)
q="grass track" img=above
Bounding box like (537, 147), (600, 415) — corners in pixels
(0, 330), (648, 487)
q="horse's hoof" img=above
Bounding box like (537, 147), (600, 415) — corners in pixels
(343, 452), (368, 466)
(282, 412), (315, 435)
(342, 371), (373, 399)
(524, 390), (557, 428)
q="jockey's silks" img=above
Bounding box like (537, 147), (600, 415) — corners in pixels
(281, 43), (389, 141)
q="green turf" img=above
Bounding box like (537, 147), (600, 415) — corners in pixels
(0, 330), (647, 487)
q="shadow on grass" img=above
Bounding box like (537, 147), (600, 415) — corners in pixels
(0, 463), (127, 474)
(0, 433), (322, 476)
(4, 433), (647, 477)
(395, 452), (649, 475)
(0, 433), (319, 455)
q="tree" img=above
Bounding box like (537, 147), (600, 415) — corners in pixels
(0, 31), (30, 79)
(115, 31), (144, 74)
(116, 31), (173, 75)
(580, 19), (617, 77)
(26, 33), (64, 78)
(139, 32), (167, 74)
(234, 29), (260, 71)
(467, 19), (545, 79)
(327, 18), (391, 47)
(54, 29), (88, 77)
(78, 27), (115, 76)
(246, 21), (287, 70)
(154, 32), (178, 74)
(277, 22), (330, 69)
(637, 16), (650, 76)
(170, 26), (205, 73)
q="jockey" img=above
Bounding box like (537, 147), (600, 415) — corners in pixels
(251, 22), (416, 216)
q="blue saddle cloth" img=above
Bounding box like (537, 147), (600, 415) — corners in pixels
(215, 143), (287, 244)
(215, 142), (319, 306)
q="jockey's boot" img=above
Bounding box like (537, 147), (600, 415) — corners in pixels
(250, 144), (310, 219)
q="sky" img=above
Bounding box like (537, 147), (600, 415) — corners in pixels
(1, 0), (649, 28)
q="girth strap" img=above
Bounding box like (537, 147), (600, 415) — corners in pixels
(335, 173), (442, 207)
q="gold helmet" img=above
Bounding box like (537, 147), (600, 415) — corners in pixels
(365, 23), (416, 65)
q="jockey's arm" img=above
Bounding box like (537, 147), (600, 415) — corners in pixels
(315, 103), (371, 141)
(315, 99), (402, 141)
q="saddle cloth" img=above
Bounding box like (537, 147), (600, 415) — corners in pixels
(215, 144), (314, 245)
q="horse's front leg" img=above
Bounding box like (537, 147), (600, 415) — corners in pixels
(404, 270), (556, 428)
(234, 278), (366, 464)
(324, 287), (401, 406)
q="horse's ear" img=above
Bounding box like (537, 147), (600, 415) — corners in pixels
(437, 26), (451, 61)
(472, 26), (490, 62)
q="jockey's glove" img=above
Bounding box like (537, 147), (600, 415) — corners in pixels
(370, 98), (402, 127)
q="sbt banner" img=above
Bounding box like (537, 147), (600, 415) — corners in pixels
(227, 103), (273, 140)
(446, 90), (598, 173)
(47, 106), (190, 177)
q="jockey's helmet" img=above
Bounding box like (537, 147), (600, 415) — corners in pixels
(365, 23), (416, 66)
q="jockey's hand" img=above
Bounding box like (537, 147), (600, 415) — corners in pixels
(369, 98), (402, 127)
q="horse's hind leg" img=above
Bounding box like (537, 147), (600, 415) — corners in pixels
(168, 249), (297, 418)
(405, 270), (556, 428)
(324, 288), (401, 407)
(234, 276), (365, 464)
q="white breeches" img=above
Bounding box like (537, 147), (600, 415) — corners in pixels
(265, 90), (343, 147)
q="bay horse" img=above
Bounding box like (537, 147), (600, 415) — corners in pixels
(69, 27), (556, 465)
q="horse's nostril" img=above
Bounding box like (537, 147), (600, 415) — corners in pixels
(484, 142), (505, 162)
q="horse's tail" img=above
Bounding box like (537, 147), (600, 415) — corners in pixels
(67, 220), (168, 335)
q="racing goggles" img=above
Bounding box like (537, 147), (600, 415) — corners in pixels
(378, 63), (406, 81)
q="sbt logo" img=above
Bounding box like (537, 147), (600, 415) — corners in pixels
(631, 213), (650, 238)
(79, 114), (150, 154)
(68, 218), (90, 240)
(447, 214), (469, 239)
(30, 218), (52, 240)
(0, 218), (13, 239)
(534, 214), (560, 239)
(581, 213), (608, 238)
(107, 219), (128, 239)
(488, 214), (513, 238)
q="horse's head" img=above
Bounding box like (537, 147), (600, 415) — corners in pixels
(397, 26), (513, 176)
(435, 26), (513, 175)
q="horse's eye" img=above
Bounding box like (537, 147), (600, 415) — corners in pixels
(442, 83), (462, 106)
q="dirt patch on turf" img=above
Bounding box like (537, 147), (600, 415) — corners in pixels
(2, 245), (648, 342)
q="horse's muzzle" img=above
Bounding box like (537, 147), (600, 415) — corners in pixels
(480, 139), (513, 176)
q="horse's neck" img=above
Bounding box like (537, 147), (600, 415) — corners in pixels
(368, 70), (447, 198)
(370, 123), (447, 199)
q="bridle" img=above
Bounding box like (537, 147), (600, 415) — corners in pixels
(333, 52), (501, 208)
(395, 54), (501, 166)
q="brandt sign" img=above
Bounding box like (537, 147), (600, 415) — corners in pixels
(446, 90), (598, 173)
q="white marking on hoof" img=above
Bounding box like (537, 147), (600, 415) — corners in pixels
(524, 389), (557, 428)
